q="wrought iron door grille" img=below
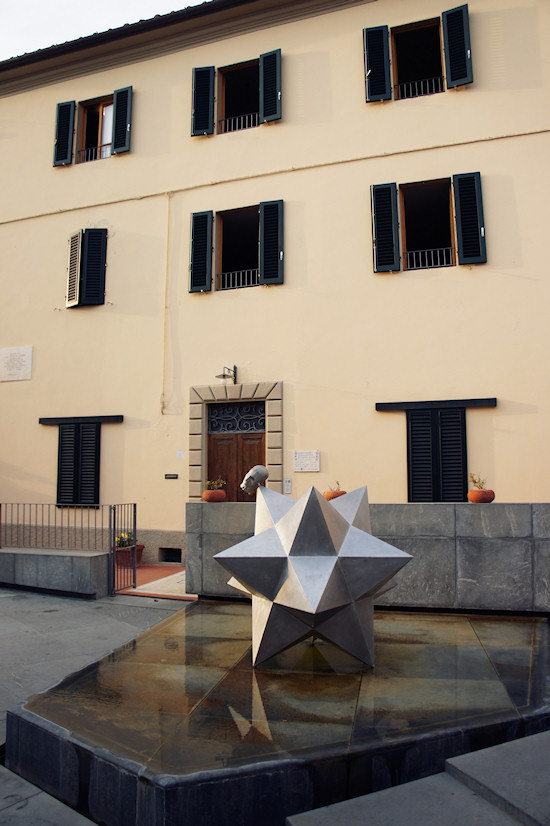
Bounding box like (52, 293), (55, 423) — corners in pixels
(208, 401), (265, 433)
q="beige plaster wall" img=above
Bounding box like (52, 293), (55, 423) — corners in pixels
(1, 0), (549, 534)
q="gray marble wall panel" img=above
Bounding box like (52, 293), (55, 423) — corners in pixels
(375, 538), (456, 608)
(532, 505), (550, 538)
(534, 540), (550, 611)
(0, 551), (15, 584)
(457, 539), (533, 610)
(456, 504), (532, 538)
(0, 550), (109, 598)
(371, 504), (455, 537)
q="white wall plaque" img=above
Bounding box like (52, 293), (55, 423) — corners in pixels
(293, 450), (320, 472)
(0, 346), (32, 382)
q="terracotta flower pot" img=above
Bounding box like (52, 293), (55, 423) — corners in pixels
(467, 490), (495, 503)
(323, 490), (346, 501)
(116, 544), (144, 567)
(202, 490), (226, 502)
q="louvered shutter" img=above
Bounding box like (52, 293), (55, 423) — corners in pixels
(438, 408), (467, 501)
(190, 211), (213, 292)
(442, 5), (473, 88)
(66, 232), (82, 307)
(259, 49), (282, 123)
(112, 86), (132, 154)
(80, 229), (107, 305)
(259, 200), (284, 285)
(363, 27), (392, 102)
(78, 423), (101, 505)
(53, 101), (75, 166)
(371, 183), (400, 272)
(407, 410), (435, 502)
(192, 67), (215, 135)
(57, 424), (78, 505)
(453, 172), (486, 264)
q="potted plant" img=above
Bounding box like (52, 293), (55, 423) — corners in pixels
(467, 472), (495, 503)
(114, 531), (144, 566)
(202, 476), (227, 502)
(323, 481), (347, 501)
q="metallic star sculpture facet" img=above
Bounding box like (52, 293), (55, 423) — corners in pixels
(214, 486), (412, 667)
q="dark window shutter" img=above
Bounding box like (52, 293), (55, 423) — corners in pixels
(363, 27), (391, 101)
(192, 67), (215, 135)
(442, 5), (473, 88)
(259, 49), (282, 123)
(371, 183), (400, 272)
(80, 229), (107, 305)
(453, 172), (486, 264)
(66, 231), (82, 307)
(57, 424), (78, 505)
(407, 410), (435, 502)
(78, 423), (101, 505)
(53, 101), (75, 166)
(259, 200), (284, 285)
(190, 211), (213, 292)
(439, 408), (467, 501)
(112, 86), (132, 154)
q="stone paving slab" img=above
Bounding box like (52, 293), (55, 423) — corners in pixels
(0, 764), (93, 825)
(446, 730), (550, 825)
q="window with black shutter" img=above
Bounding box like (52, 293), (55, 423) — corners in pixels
(375, 398), (496, 503)
(66, 229), (107, 307)
(364, 5), (472, 102)
(190, 201), (283, 292)
(371, 173), (486, 272)
(192, 50), (281, 136)
(53, 87), (132, 166)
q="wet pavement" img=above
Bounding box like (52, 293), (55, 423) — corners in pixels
(18, 603), (550, 777)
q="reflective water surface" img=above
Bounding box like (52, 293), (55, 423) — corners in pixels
(26, 603), (550, 775)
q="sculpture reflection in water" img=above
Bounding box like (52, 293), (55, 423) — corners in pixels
(215, 473), (411, 667)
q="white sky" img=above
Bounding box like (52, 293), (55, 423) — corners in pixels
(0, 0), (208, 62)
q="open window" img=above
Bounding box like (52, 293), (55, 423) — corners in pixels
(192, 50), (281, 136)
(371, 172), (486, 272)
(364, 5), (472, 102)
(66, 229), (107, 307)
(53, 86), (132, 166)
(190, 201), (284, 292)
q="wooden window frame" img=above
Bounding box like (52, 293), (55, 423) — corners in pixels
(217, 58), (259, 133)
(390, 17), (444, 99)
(76, 95), (114, 164)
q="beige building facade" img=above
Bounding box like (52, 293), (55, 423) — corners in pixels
(1, 0), (549, 558)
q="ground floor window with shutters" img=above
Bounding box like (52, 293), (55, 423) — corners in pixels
(190, 201), (284, 292)
(53, 87), (132, 167)
(375, 399), (496, 502)
(371, 172), (486, 273)
(192, 50), (281, 136)
(39, 416), (123, 506)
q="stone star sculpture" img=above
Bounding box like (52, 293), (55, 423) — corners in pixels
(214, 486), (411, 667)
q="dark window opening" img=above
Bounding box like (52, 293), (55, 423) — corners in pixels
(159, 548), (182, 563)
(392, 20), (443, 99)
(401, 179), (454, 270)
(77, 98), (113, 163)
(219, 62), (259, 133)
(218, 207), (259, 289)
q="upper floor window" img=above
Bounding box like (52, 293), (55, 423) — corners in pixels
(189, 201), (284, 292)
(191, 50), (281, 136)
(53, 86), (132, 166)
(66, 229), (107, 307)
(371, 172), (486, 273)
(364, 4), (472, 102)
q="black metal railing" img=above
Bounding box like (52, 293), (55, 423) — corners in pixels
(218, 268), (260, 290)
(397, 76), (444, 100)
(218, 112), (259, 133)
(109, 503), (138, 593)
(76, 143), (112, 163)
(405, 247), (454, 270)
(0, 503), (111, 550)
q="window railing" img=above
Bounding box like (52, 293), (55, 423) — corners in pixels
(77, 143), (112, 163)
(218, 112), (260, 134)
(397, 76), (444, 100)
(218, 268), (260, 290)
(405, 247), (454, 270)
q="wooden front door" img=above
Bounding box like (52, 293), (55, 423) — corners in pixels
(207, 401), (266, 502)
